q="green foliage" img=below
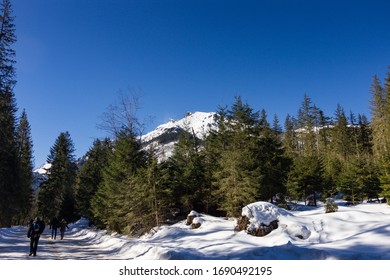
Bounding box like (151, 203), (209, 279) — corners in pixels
(15, 110), (34, 221)
(210, 97), (261, 217)
(131, 154), (173, 233)
(325, 198), (338, 213)
(379, 159), (390, 205)
(75, 138), (112, 221)
(91, 131), (147, 233)
(38, 132), (78, 222)
(167, 128), (211, 214)
(332, 104), (353, 161)
(213, 144), (259, 217)
(0, 0), (21, 227)
(254, 116), (291, 202)
(287, 155), (324, 206)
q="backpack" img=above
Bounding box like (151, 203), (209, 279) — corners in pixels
(33, 221), (40, 232)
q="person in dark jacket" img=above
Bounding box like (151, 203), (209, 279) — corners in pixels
(50, 217), (59, 239)
(59, 219), (69, 240)
(27, 217), (45, 256)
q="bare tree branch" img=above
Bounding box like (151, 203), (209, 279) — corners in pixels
(97, 87), (154, 139)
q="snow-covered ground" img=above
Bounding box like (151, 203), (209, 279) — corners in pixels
(1, 201), (389, 260)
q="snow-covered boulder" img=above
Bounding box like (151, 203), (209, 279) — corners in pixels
(235, 202), (281, 237)
(191, 217), (204, 229)
(186, 210), (200, 226)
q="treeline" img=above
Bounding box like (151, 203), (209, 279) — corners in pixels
(0, 0), (34, 227)
(67, 78), (389, 235)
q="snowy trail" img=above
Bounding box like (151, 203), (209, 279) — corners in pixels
(0, 225), (83, 260)
(1, 203), (390, 260)
(0, 221), (133, 260)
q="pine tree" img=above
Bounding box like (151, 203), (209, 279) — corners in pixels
(286, 94), (324, 205)
(380, 70), (390, 204)
(38, 132), (77, 222)
(332, 104), (353, 161)
(168, 127), (210, 214)
(132, 152), (172, 234)
(91, 130), (145, 233)
(357, 114), (372, 156)
(316, 109), (336, 195)
(337, 156), (380, 204)
(254, 111), (290, 202)
(75, 138), (111, 221)
(0, 0), (18, 227)
(369, 75), (388, 163)
(283, 114), (297, 157)
(15, 109), (34, 222)
(212, 97), (260, 217)
(369, 71), (390, 204)
(296, 94), (317, 157)
(287, 155), (324, 206)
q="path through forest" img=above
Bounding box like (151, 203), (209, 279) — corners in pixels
(0, 220), (132, 260)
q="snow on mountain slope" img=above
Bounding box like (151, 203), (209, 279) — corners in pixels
(141, 112), (217, 161)
(32, 163), (52, 190)
(142, 112), (217, 142)
(34, 162), (52, 175)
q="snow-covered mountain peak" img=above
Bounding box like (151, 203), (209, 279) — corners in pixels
(141, 111), (217, 161)
(33, 162), (52, 175)
(32, 163), (51, 190)
(142, 111), (217, 143)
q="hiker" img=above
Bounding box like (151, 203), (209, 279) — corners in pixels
(59, 219), (69, 240)
(27, 217), (45, 256)
(50, 217), (59, 239)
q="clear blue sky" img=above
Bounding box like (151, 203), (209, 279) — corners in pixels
(12, 0), (390, 167)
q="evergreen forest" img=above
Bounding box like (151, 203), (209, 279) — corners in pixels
(1, 0), (390, 235)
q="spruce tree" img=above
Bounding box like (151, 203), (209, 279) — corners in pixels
(286, 94), (324, 205)
(91, 130), (145, 233)
(296, 94), (317, 157)
(75, 138), (111, 221)
(38, 132), (77, 222)
(357, 114), (372, 156)
(369, 75), (388, 163)
(287, 155), (324, 206)
(332, 104), (353, 161)
(283, 114), (298, 157)
(380, 70), (390, 204)
(255, 113), (290, 203)
(132, 152), (172, 233)
(212, 97), (260, 217)
(16, 109), (34, 222)
(337, 157), (377, 204)
(168, 128), (210, 214)
(0, 0), (18, 227)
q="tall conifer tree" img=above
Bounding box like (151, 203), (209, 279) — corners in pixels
(38, 132), (77, 221)
(91, 130), (145, 233)
(75, 138), (112, 221)
(212, 97), (260, 217)
(0, 0), (18, 227)
(379, 70), (390, 203)
(168, 127), (210, 213)
(369, 75), (388, 163)
(16, 110), (34, 221)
